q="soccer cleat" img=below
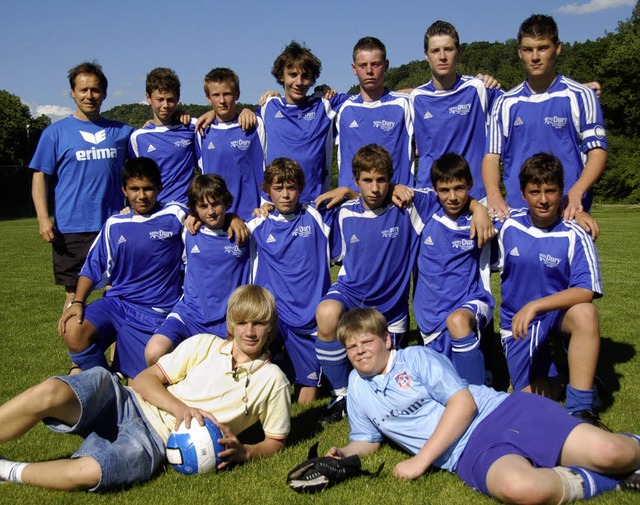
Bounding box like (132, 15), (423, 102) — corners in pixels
(319, 396), (347, 424)
(571, 409), (611, 432)
(617, 469), (640, 492)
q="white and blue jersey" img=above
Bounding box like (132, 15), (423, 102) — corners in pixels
(196, 115), (266, 221)
(336, 90), (414, 191)
(29, 115), (132, 233)
(411, 75), (501, 199)
(414, 209), (494, 334)
(248, 203), (333, 332)
(169, 226), (250, 336)
(129, 120), (197, 205)
(347, 345), (508, 472)
(330, 190), (440, 328)
(485, 75), (607, 209)
(495, 209), (603, 330)
(80, 203), (187, 313)
(258, 94), (349, 203)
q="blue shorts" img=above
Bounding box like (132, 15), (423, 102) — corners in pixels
(500, 310), (564, 391)
(456, 392), (583, 496)
(84, 297), (167, 378)
(44, 368), (166, 491)
(322, 286), (408, 334)
(156, 303), (227, 347)
(275, 321), (321, 388)
(422, 300), (492, 359)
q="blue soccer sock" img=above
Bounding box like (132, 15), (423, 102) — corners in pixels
(315, 339), (350, 397)
(565, 384), (595, 414)
(69, 342), (108, 371)
(451, 332), (485, 385)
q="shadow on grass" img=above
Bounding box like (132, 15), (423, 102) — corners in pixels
(595, 336), (636, 411)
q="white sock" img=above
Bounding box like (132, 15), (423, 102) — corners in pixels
(553, 466), (585, 504)
(0, 458), (27, 483)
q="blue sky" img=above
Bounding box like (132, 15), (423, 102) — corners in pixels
(0, 0), (635, 122)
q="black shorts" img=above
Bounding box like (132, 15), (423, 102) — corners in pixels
(52, 231), (98, 288)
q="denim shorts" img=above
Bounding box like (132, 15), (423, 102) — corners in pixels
(44, 367), (166, 491)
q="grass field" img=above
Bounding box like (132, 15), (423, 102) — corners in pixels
(1, 206), (639, 504)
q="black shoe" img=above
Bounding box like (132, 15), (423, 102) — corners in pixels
(618, 469), (640, 492)
(319, 396), (347, 424)
(571, 409), (611, 431)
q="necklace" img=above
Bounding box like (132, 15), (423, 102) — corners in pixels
(230, 360), (255, 415)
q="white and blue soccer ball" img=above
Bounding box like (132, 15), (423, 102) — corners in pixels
(166, 418), (224, 475)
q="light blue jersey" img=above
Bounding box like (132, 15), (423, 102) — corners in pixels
(336, 90), (414, 191)
(129, 120), (197, 205)
(196, 116), (266, 220)
(411, 75), (501, 199)
(485, 75), (606, 209)
(347, 346), (508, 471)
(30, 115), (132, 233)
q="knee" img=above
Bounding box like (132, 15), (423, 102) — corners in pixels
(446, 310), (474, 338)
(29, 378), (74, 412)
(63, 321), (94, 353)
(566, 303), (600, 333)
(592, 435), (639, 472)
(491, 475), (550, 504)
(144, 337), (172, 366)
(315, 301), (342, 337)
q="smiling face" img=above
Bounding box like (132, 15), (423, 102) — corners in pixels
(434, 177), (472, 219)
(205, 81), (239, 122)
(345, 331), (392, 377)
(71, 73), (106, 121)
(195, 197), (227, 229)
(282, 65), (314, 104)
(518, 36), (561, 88)
(232, 320), (270, 362)
(122, 176), (159, 215)
(522, 181), (561, 228)
(352, 49), (388, 101)
(425, 34), (460, 88)
(146, 89), (179, 125)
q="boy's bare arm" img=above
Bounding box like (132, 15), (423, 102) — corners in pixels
(468, 200), (495, 248)
(393, 389), (477, 480)
(511, 287), (595, 340)
(325, 440), (381, 459)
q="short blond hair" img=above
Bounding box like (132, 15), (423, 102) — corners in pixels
(337, 308), (388, 346)
(226, 285), (278, 346)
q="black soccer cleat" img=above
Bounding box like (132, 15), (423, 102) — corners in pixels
(571, 409), (611, 432)
(618, 469), (640, 492)
(319, 396), (347, 424)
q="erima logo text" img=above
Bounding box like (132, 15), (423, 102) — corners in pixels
(149, 230), (175, 240)
(76, 130), (118, 161)
(372, 397), (428, 428)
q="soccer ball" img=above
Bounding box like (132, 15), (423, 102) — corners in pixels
(166, 418), (224, 475)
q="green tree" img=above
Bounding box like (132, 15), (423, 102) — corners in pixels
(0, 90), (50, 167)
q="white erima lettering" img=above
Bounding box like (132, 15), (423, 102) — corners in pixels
(75, 147), (118, 161)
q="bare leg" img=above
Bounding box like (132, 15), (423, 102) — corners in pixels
(561, 303), (600, 391)
(21, 457), (101, 490)
(0, 378), (80, 442)
(296, 386), (318, 405)
(486, 454), (563, 505)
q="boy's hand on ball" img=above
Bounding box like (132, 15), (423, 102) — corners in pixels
(216, 423), (246, 467)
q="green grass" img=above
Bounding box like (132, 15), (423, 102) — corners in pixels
(1, 207), (640, 504)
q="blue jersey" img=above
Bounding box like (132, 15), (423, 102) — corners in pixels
(411, 75), (501, 199)
(331, 190), (439, 321)
(174, 226), (250, 334)
(80, 203), (187, 312)
(196, 116), (266, 221)
(347, 345), (507, 472)
(29, 115), (132, 234)
(495, 210), (602, 329)
(485, 75), (607, 209)
(258, 94), (348, 202)
(129, 120), (197, 205)
(414, 209), (494, 334)
(248, 204), (333, 331)
(336, 90), (414, 191)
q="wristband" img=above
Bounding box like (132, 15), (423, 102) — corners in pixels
(71, 300), (85, 307)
